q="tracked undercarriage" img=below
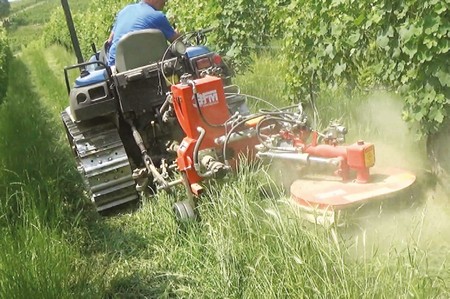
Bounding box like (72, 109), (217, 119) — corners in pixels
(62, 108), (138, 211)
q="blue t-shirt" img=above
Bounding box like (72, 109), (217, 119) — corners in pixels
(107, 2), (176, 66)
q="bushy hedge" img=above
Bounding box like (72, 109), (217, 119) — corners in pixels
(0, 0), (10, 19)
(279, 0), (450, 135)
(170, 0), (449, 135)
(43, 0), (449, 135)
(0, 27), (10, 103)
(168, 0), (273, 71)
(43, 0), (128, 59)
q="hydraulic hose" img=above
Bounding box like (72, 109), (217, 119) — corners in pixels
(187, 79), (226, 128)
(193, 127), (206, 174)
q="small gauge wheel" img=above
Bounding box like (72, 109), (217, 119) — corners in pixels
(173, 200), (196, 221)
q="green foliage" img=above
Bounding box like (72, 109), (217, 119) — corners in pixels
(10, 0), (47, 14)
(168, 0), (273, 71)
(0, 27), (9, 103)
(43, 0), (127, 57)
(9, 0), (59, 27)
(0, 0), (10, 18)
(7, 0), (81, 54)
(43, 8), (74, 51)
(279, 0), (450, 135)
(41, 0), (449, 135)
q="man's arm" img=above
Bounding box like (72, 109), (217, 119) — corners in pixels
(154, 12), (181, 43)
(107, 31), (114, 44)
(168, 31), (180, 42)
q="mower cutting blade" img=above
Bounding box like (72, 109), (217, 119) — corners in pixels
(290, 167), (416, 226)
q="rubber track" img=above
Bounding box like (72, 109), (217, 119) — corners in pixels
(62, 109), (139, 211)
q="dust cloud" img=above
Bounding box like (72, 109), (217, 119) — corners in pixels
(345, 92), (450, 264)
(265, 91), (449, 263)
(353, 92), (426, 170)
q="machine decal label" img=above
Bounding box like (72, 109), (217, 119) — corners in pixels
(193, 90), (219, 108)
(364, 146), (375, 167)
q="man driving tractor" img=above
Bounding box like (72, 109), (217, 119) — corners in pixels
(107, 0), (180, 66)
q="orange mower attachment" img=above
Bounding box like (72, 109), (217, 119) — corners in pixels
(290, 167), (416, 226)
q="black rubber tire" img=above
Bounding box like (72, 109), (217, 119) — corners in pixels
(173, 200), (196, 221)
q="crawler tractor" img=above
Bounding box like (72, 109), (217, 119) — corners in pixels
(60, 0), (415, 224)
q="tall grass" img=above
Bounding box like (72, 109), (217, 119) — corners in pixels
(79, 160), (449, 298)
(0, 44), (102, 298)
(0, 190), (99, 299)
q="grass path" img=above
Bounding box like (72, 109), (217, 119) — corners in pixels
(9, 1), (46, 18)
(0, 42), (101, 298)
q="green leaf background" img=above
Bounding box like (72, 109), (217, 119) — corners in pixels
(41, 0), (450, 135)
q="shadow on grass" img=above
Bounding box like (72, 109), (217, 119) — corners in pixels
(0, 56), (89, 225)
(0, 56), (103, 297)
(105, 270), (191, 299)
(77, 200), (196, 298)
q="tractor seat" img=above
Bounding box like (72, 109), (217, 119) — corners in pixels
(115, 29), (168, 73)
